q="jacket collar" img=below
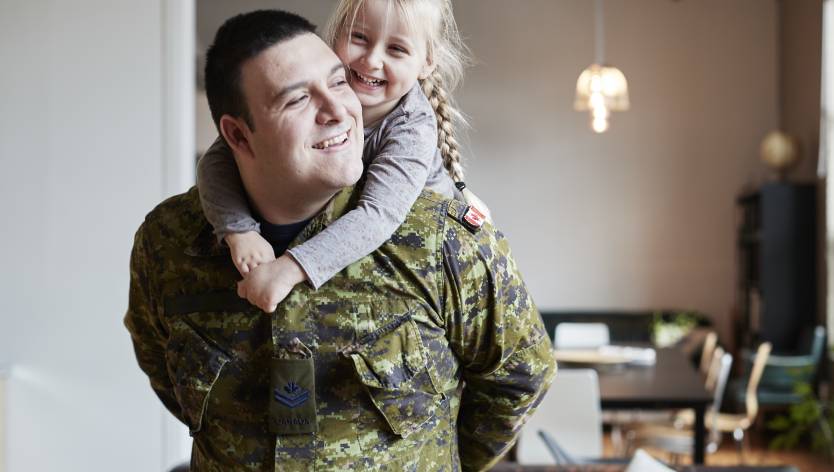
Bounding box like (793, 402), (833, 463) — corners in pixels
(184, 185), (359, 258)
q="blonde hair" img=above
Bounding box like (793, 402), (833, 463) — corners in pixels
(324, 0), (472, 183)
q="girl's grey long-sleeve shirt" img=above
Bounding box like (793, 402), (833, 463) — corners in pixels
(196, 84), (457, 288)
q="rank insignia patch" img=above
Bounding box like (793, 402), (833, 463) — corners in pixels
(274, 381), (310, 409)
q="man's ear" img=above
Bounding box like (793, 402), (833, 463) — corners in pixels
(219, 115), (255, 161)
(419, 56), (436, 80)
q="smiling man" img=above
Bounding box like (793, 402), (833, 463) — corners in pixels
(124, 10), (554, 472)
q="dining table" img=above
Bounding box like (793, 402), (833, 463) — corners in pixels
(554, 347), (713, 464)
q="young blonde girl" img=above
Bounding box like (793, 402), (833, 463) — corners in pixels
(197, 0), (489, 311)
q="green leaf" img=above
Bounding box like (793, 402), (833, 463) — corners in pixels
(769, 435), (788, 450)
(784, 430), (802, 449)
(811, 432), (829, 452)
(768, 416), (792, 431)
(794, 382), (813, 396)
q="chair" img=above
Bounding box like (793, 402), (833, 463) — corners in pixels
(554, 322), (610, 349)
(517, 369), (603, 464)
(704, 346), (726, 393)
(626, 352), (733, 464)
(698, 332), (718, 376)
(731, 326), (825, 409)
(675, 342), (772, 463)
(618, 345), (729, 433)
(536, 430), (630, 466)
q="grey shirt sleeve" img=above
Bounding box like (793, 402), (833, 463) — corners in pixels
(196, 137), (260, 239)
(289, 104), (448, 289)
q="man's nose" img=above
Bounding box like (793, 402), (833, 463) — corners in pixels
(316, 90), (348, 125)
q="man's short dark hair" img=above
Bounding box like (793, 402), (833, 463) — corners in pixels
(204, 10), (316, 132)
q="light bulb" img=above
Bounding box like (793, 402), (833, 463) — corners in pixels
(591, 103), (609, 119)
(592, 115), (609, 133)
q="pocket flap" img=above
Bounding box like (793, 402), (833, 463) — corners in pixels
(168, 319), (231, 435)
(348, 316), (426, 389)
(347, 317), (439, 438)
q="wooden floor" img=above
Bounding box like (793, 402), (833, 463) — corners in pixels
(601, 429), (833, 471)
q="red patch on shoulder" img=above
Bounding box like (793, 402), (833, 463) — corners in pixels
(462, 206), (485, 231)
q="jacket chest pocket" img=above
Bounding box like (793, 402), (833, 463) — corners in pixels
(166, 317), (231, 435)
(344, 304), (442, 439)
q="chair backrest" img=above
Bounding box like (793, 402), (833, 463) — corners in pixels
(699, 332), (718, 375)
(745, 342), (772, 423)
(704, 346), (725, 392)
(554, 323), (610, 349)
(707, 352), (733, 451)
(517, 369), (603, 464)
(809, 325), (826, 361)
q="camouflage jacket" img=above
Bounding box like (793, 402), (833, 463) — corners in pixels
(124, 186), (555, 471)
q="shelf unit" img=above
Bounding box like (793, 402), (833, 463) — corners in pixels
(736, 182), (817, 353)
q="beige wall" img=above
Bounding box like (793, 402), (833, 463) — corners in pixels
(779, 0), (823, 180)
(196, 0), (782, 341)
(455, 0), (777, 342)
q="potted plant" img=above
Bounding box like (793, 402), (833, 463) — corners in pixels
(651, 311), (699, 348)
(768, 351), (834, 461)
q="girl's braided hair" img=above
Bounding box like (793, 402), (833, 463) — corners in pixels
(421, 69), (465, 182)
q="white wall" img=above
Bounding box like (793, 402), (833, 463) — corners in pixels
(197, 0), (779, 341)
(0, 1), (191, 470)
(0, 366), (7, 472)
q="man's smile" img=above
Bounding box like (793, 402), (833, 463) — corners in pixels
(311, 129), (351, 150)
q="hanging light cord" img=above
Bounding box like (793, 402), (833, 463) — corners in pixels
(595, 0), (605, 65)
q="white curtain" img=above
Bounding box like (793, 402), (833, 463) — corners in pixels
(822, 1), (833, 179)
(825, 0), (834, 356)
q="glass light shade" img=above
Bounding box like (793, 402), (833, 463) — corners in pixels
(574, 64), (630, 112)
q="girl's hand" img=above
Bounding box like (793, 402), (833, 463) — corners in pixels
(225, 231), (276, 276)
(236, 254), (308, 313)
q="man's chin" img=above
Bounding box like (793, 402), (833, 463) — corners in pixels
(347, 163), (364, 185)
(334, 160), (364, 187)
(320, 170), (362, 195)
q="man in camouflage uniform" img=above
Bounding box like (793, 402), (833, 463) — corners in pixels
(125, 10), (555, 472)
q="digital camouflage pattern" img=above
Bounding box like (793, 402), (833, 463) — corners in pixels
(124, 185), (556, 471)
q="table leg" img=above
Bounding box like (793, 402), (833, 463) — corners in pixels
(693, 404), (705, 464)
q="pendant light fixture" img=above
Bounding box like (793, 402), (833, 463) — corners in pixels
(574, 0), (630, 133)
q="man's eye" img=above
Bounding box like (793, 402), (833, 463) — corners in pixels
(288, 95), (308, 106)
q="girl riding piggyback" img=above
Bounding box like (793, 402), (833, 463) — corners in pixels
(197, 0), (490, 312)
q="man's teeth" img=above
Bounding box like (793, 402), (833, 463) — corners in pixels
(354, 70), (384, 86)
(312, 132), (348, 149)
